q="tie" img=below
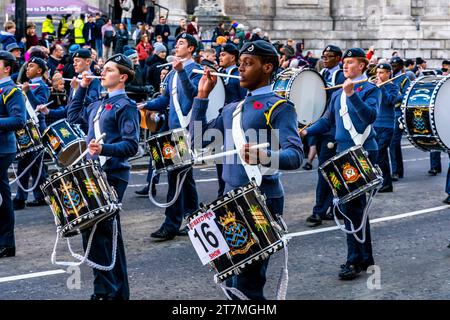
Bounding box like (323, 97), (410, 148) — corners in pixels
(323, 70), (331, 84)
(93, 100), (108, 166)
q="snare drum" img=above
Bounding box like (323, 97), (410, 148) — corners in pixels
(272, 67), (327, 126)
(320, 145), (383, 204)
(15, 119), (44, 159)
(188, 181), (285, 282)
(402, 75), (450, 152)
(41, 160), (119, 238)
(146, 128), (193, 174)
(42, 119), (86, 167)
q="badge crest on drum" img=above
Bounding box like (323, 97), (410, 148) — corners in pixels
(342, 162), (361, 183)
(151, 146), (160, 162)
(17, 129), (32, 147)
(250, 205), (269, 232)
(31, 127), (40, 141)
(48, 135), (61, 150)
(328, 172), (342, 190)
(162, 142), (176, 160)
(358, 156), (371, 174)
(59, 127), (71, 138)
(177, 137), (188, 157)
(412, 108), (428, 134)
(59, 181), (85, 214)
(219, 210), (255, 256)
(84, 178), (100, 198)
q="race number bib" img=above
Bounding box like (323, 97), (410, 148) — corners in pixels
(188, 210), (230, 265)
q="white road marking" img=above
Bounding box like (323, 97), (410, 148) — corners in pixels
(3, 205), (449, 283)
(128, 178), (219, 188)
(285, 205), (450, 239)
(0, 269), (66, 283)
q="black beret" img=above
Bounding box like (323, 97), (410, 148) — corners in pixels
(323, 45), (342, 56)
(390, 57), (404, 66)
(29, 57), (47, 71)
(443, 60), (450, 65)
(377, 63), (392, 71)
(176, 33), (198, 49)
(416, 57), (426, 64)
(0, 50), (16, 62)
(105, 53), (133, 70)
(221, 43), (239, 57)
(200, 59), (217, 69)
(342, 48), (366, 60)
(240, 40), (279, 57)
(72, 48), (91, 59)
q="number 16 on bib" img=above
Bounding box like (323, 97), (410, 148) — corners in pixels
(188, 210), (230, 265)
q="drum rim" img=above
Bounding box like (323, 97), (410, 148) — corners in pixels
(146, 127), (189, 141)
(41, 118), (73, 137)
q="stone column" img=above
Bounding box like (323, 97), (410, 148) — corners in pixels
(420, 0), (450, 39)
(157, 0), (188, 25)
(273, 0), (333, 31)
(380, 0), (415, 31)
(331, 0), (367, 31)
(194, 0), (226, 30)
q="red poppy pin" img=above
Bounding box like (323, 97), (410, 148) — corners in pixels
(356, 86), (362, 93)
(253, 101), (263, 110)
(0, 88), (3, 94)
(105, 103), (113, 111)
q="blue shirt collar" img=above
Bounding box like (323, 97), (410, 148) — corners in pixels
(249, 85), (272, 97)
(183, 59), (195, 68)
(225, 65), (237, 73)
(394, 70), (403, 77)
(30, 76), (43, 83)
(0, 76), (12, 86)
(352, 73), (367, 82)
(107, 88), (126, 98)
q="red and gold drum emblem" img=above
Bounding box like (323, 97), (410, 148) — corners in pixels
(162, 142), (176, 160)
(342, 162), (360, 183)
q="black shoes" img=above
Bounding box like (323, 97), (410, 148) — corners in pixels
(26, 199), (47, 207)
(391, 174), (399, 182)
(90, 294), (122, 300)
(322, 212), (335, 221)
(428, 169), (440, 176)
(302, 162), (313, 170)
(135, 183), (157, 197)
(306, 214), (322, 227)
(13, 199), (25, 211)
(443, 195), (450, 205)
(378, 185), (393, 193)
(0, 247), (15, 258)
(177, 226), (189, 236)
(150, 228), (176, 241)
(339, 262), (362, 280)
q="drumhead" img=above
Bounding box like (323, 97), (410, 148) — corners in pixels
(433, 77), (450, 150)
(288, 69), (327, 125)
(205, 77), (226, 123)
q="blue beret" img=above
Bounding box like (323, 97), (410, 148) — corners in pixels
(176, 33), (198, 49)
(390, 57), (404, 66)
(68, 44), (81, 54)
(124, 49), (138, 59)
(29, 57), (47, 71)
(0, 50), (16, 61)
(72, 49), (91, 59)
(343, 48), (366, 60)
(377, 63), (392, 71)
(221, 43), (239, 57)
(323, 45), (342, 56)
(240, 40), (278, 57)
(105, 53), (133, 70)
(5, 43), (20, 53)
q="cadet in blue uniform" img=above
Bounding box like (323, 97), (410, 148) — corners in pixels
(373, 63), (400, 193)
(0, 51), (27, 258)
(307, 45), (345, 226)
(302, 48), (381, 280)
(144, 33), (202, 240)
(213, 43), (247, 197)
(389, 57), (411, 181)
(38, 49), (102, 130)
(191, 40), (303, 299)
(69, 54), (140, 300)
(13, 57), (50, 210)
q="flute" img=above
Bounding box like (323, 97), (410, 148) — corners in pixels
(324, 78), (369, 90)
(35, 100), (54, 114)
(192, 69), (242, 80)
(17, 83), (42, 88)
(62, 78), (82, 82)
(157, 58), (187, 68)
(195, 143), (269, 163)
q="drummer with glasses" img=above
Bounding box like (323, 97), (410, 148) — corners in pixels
(301, 48), (381, 280)
(306, 45), (345, 227)
(190, 40), (303, 299)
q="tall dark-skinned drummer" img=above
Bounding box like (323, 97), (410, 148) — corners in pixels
(190, 40), (303, 299)
(301, 48), (381, 280)
(69, 53), (140, 300)
(0, 51), (26, 258)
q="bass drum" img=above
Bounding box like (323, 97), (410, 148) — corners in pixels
(272, 67), (327, 126)
(402, 75), (450, 152)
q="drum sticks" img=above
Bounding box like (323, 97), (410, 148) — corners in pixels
(195, 143), (270, 163)
(70, 133), (106, 166)
(192, 69), (242, 80)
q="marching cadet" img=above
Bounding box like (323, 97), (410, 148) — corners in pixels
(69, 53), (140, 300)
(307, 45), (345, 226)
(389, 57), (411, 181)
(218, 43), (247, 104)
(191, 40), (303, 299)
(302, 48), (381, 280)
(373, 63), (400, 193)
(13, 57), (50, 210)
(143, 33), (202, 240)
(0, 51), (26, 258)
